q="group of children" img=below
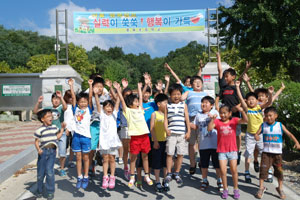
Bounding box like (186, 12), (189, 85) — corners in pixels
(33, 53), (300, 200)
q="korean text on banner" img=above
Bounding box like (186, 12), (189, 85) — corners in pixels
(74, 9), (206, 34)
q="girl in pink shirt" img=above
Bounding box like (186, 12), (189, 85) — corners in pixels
(208, 105), (247, 200)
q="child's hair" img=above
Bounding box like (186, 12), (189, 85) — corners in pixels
(122, 87), (132, 97)
(254, 88), (269, 97)
(223, 68), (236, 76)
(76, 91), (89, 102)
(37, 109), (52, 123)
(89, 73), (102, 80)
(183, 76), (191, 83)
(103, 100), (115, 109)
(155, 93), (168, 104)
(264, 106), (277, 114)
(190, 75), (203, 85)
(63, 90), (72, 104)
(245, 92), (258, 100)
(125, 93), (138, 107)
(201, 96), (215, 105)
(168, 83), (183, 95)
(51, 92), (59, 99)
(219, 105), (231, 113)
(92, 77), (105, 87)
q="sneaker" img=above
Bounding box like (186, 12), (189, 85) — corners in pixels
(118, 158), (124, 165)
(162, 180), (170, 192)
(59, 169), (66, 177)
(76, 177), (83, 189)
(124, 169), (130, 180)
(200, 180), (209, 191)
(256, 187), (267, 199)
(47, 193), (54, 200)
(35, 192), (42, 198)
(164, 173), (172, 184)
(108, 176), (116, 189)
(222, 189), (229, 199)
(254, 161), (259, 173)
(81, 177), (89, 189)
(102, 176), (109, 189)
(173, 173), (183, 185)
(244, 172), (252, 183)
(217, 181), (224, 192)
(155, 182), (163, 192)
(233, 189), (240, 199)
(189, 166), (196, 175)
(237, 151), (241, 165)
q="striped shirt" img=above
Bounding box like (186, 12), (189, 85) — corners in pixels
(261, 121), (284, 154)
(34, 125), (59, 148)
(167, 102), (186, 135)
(186, 91), (207, 117)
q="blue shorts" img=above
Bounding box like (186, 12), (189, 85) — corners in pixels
(58, 132), (67, 157)
(90, 121), (100, 150)
(218, 151), (238, 161)
(72, 133), (91, 153)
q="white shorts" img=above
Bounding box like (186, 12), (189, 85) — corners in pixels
(244, 132), (263, 158)
(166, 134), (188, 156)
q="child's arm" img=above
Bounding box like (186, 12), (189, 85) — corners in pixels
(242, 73), (254, 92)
(197, 60), (204, 77)
(114, 82), (127, 112)
(106, 79), (117, 100)
(150, 112), (160, 149)
(238, 61), (251, 82)
(184, 104), (191, 140)
(164, 75), (170, 95)
(236, 106), (248, 124)
(260, 86), (274, 109)
(138, 82), (143, 109)
(88, 79), (93, 109)
(57, 122), (66, 140)
(235, 80), (248, 112)
(34, 138), (43, 155)
(93, 87), (101, 113)
(33, 96), (43, 114)
(56, 90), (67, 111)
(181, 91), (189, 101)
(114, 96), (120, 111)
(216, 52), (223, 79)
(272, 82), (285, 103)
(282, 124), (300, 150)
(164, 63), (181, 84)
(164, 106), (171, 136)
(254, 125), (262, 141)
(215, 96), (220, 112)
(68, 78), (76, 108)
(207, 114), (217, 132)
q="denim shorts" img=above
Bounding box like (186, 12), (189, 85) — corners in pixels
(58, 132), (67, 157)
(72, 133), (91, 153)
(218, 151), (238, 161)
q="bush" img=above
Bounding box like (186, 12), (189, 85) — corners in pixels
(265, 80), (300, 150)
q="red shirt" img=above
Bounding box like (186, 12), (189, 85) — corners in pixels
(214, 117), (239, 153)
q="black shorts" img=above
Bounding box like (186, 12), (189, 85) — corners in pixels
(151, 141), (167, 169)
(200, 149), (219, 169)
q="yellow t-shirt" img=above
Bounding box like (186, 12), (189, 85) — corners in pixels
(247, 105), (263, 134)
(123, 107), (149, 136)
(152, 111), (166, 142)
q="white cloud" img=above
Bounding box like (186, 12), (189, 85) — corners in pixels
(218, 0), (234, 7)
(35, 1), (213, 56)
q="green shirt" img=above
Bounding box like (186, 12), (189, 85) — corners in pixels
(44, 105), (64, 129)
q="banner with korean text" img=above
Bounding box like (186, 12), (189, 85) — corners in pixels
(74, 9), (206, 34)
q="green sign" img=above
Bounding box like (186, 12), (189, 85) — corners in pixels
(2, 84), (32, 96)
(54, 85), (63, 93)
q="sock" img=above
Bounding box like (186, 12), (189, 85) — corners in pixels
(203, 178), (208, 182)
(78, 175), (83, 179)
(84, 176), (88, 179)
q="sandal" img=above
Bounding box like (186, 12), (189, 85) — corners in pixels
(200, 181), (209, 191)
(128, 175), (135, 188)
(276, 187), (286, 199)
(255, 187), (267, 199)
(144, 174), (153, 186)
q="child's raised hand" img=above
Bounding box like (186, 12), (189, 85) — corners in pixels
(138, 82), (143, 89)
(242, 73), (250, 82)
(56, 90), (62, 98)
(164, 63), (171, 70)
(246, 61), (252, 69)
(235, 80), (241, 87)
(255, 134), (260, 141)
(113, 82), (120, 90)
(268, 86), (274, 94)
(37, 95), (43, 103)
(121, 78), (128, 88)
(199, 59), (205, 68)
(68, 78), (74, 86)
(216, 52), (220, 59)
(234, 104), (244, 112)
(164, 75), (170, 82)
(88, 79), (93, 86)
(281, 82), (285, 90)
(105, 79), (112, 88)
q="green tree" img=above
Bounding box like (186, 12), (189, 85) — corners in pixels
(219, 0), (300, 81)
(26, 54), (56, 73)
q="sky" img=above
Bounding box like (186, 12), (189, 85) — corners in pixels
(0, 0), (233, 58)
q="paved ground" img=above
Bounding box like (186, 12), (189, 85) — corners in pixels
(0, 121), (40, 164)
(16, 156), (299, 200)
